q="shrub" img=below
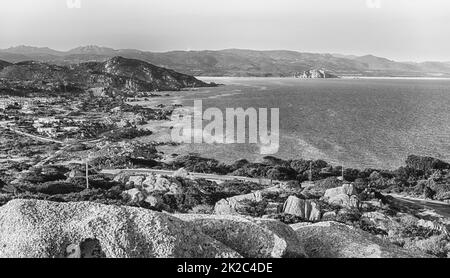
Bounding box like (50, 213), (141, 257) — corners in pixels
(21, 180), (85, 195)
(405, 235), (450, 258)
(235, 200), (268, 217)
(406, 155), (450, 172)
(265, 213), (307, 225)
(189, 204), (214, 214)
(216, 180), (264, 195)
(20, 166), (69, 184)
(103, 127), (152, 141)
(266, 166), (297, 181)
(335, 208), (362, 225)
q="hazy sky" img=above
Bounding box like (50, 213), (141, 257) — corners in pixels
(1, 0), (450, 61)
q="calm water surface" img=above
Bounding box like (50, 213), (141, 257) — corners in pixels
(151, 77), (450, 169)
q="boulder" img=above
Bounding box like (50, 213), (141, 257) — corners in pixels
(323, 184), (354, 199)
(174, 214), (307, 258)
(141, 174), (183, 194)
(144, 195), (163, 207)
(214, 191), (263, 215)
(323, 184), (359, 209)
(113, 172), (132, 183)
(322, 211), (337, 221)
(0, 199), (241, 258)
(123, 188), (145, 203)
(328, 194), (360, 209)
(127, 175), (145, 187)
(291, 221), (431, 258)
(173, 168), (189, 178)
(282, 196), (321, 222)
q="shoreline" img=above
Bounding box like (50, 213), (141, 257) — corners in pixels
(196, 76), (450, 80)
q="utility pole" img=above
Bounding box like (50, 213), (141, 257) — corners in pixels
(338, 165), (344, 181)
(309, 161), (313, 182)
(85, 158), (89, 189)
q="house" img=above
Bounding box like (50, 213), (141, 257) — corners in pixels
(62, 126), (80, 132)
(36, 127), (57, 137)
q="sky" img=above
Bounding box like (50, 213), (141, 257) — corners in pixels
(1, 0), (450, 62)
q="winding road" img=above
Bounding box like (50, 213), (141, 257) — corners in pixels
(387, 194), (450, 219)
(0, 124), (65, 144)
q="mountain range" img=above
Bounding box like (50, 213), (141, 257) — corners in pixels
(1, 45), (450, 77)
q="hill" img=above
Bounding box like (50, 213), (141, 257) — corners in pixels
(0, 56), (213, 96)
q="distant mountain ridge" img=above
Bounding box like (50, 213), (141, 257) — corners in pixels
(0, 56), (212, 96)
(1, 45), (450, 77)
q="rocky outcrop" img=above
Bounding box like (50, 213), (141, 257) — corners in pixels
(214, 191), (264, 215)
(121, 173), (183, 198)
(282, 196), (321, 222)
(141, 174), (183, 194)
(322, 184), (360, 209)
(294, 69), (338, 79)
(174, 214), (307, 258)
(123, 188), (145, 203)
(213, 186), (284, 215)
(291, 221), (431, 258)
(0, 199), (241, 258)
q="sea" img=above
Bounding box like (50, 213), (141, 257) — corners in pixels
(143, 77), (450, 170)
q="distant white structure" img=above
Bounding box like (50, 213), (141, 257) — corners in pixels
(35, 117), (60, 125)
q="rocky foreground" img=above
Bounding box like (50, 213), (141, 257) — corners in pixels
(1, 155), (449, 258)
(0, 199), (432, 258)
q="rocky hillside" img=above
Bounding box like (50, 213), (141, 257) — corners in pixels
(99, 56), (209, 90)
(2, 46), (450, 77)
(0, 60), (11, 70)
(0, 56), (213, 95)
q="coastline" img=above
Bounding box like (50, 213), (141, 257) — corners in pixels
(197, 76), (450, 80)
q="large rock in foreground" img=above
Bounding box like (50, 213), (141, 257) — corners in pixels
(291, 221), (431, 258)
(0, 199), (240, 258)
(174, 214), (307, 258)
